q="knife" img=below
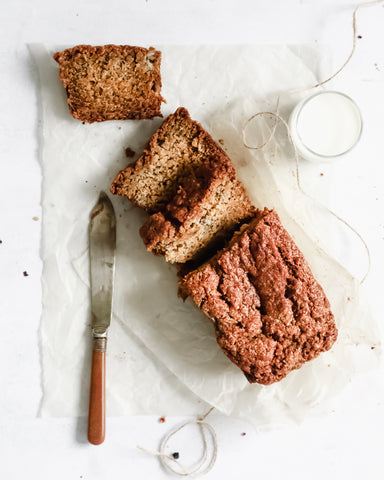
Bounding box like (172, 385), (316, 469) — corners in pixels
(87, 191), (116, 445)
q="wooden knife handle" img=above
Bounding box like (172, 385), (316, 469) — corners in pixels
(87, 336), (107, 445)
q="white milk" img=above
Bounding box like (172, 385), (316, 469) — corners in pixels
(295, 91), (362, 158)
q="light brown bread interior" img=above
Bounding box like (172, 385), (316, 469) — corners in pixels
(111, 107), (255, 264)
(53, 44), (164, 123)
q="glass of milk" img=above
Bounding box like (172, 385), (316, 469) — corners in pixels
(289, 91), (362, 162)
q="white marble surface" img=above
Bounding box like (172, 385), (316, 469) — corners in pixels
(1, 1), (384, 479)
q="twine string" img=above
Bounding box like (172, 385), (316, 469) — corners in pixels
(242, 0), (383, 283)
(243, 0), (384, 150)
(137, 407), (217, 478)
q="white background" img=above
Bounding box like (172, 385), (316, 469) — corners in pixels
(1, 0), (384, 479)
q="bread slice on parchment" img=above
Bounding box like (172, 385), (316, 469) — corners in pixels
(53, 44), (164, 123)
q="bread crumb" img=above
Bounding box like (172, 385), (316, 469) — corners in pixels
(159, 416), (166, 423)
(32, 216), (39, 221)
(125, 147), (136, 158)
(23, 271), (29, 277)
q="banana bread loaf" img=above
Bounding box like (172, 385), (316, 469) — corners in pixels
(53, 44), (164, 122)
(179, 208), (338, 385)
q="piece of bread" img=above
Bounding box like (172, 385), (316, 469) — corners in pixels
(139, 160), (255, 263)
(179, 208), (337, 385)
(111, 107), (234, 211)
(53, 45), (164, 123)
(111, 107), (255, 263)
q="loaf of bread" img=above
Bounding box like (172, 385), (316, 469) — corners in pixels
(179, 208), (338, 385)
(53, 45), (164, 123)
(111, 107), (255, 263)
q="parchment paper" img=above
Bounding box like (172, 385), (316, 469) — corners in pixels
(31, 44), (381, 427)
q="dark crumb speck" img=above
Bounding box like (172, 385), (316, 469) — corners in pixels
(118, 126), (122, 130)
(125, 147), (136, 158)
(357, 35), (362, 39)
(371, 346), (376, 350)
(85, 180), (88, 183)
(347, 297), (351, 301)
(23, 271), (29, 277)
(241, 432), (246, 436)
(0, 240), (2, 244)
(82, 121), (85, 125)
(172, 452), (179, 459)
(320, 173), (324, 177)
(218, 139), (224, 146)
(159, 416), (166, 423)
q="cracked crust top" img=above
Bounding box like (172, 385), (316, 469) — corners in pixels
(179, 208), (338, 385)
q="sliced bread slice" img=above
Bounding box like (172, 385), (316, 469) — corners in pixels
(53, 44), (164, 122)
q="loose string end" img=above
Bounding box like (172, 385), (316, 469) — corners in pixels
(137, 408), (218, 478)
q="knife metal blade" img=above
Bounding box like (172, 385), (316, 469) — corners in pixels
(88, 191), (116, 445)
(90, 191), (116, 336)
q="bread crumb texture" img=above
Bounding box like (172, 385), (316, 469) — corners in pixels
(179, 208), (338, 385)
(111, 107), (255, 263)
(53, 44), (164, 122)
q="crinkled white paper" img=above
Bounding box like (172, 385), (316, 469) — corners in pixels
(31, 44), (381, 427)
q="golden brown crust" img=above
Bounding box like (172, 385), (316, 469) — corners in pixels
(53, 44), (164, 122)
(179, 208), (338, 385)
